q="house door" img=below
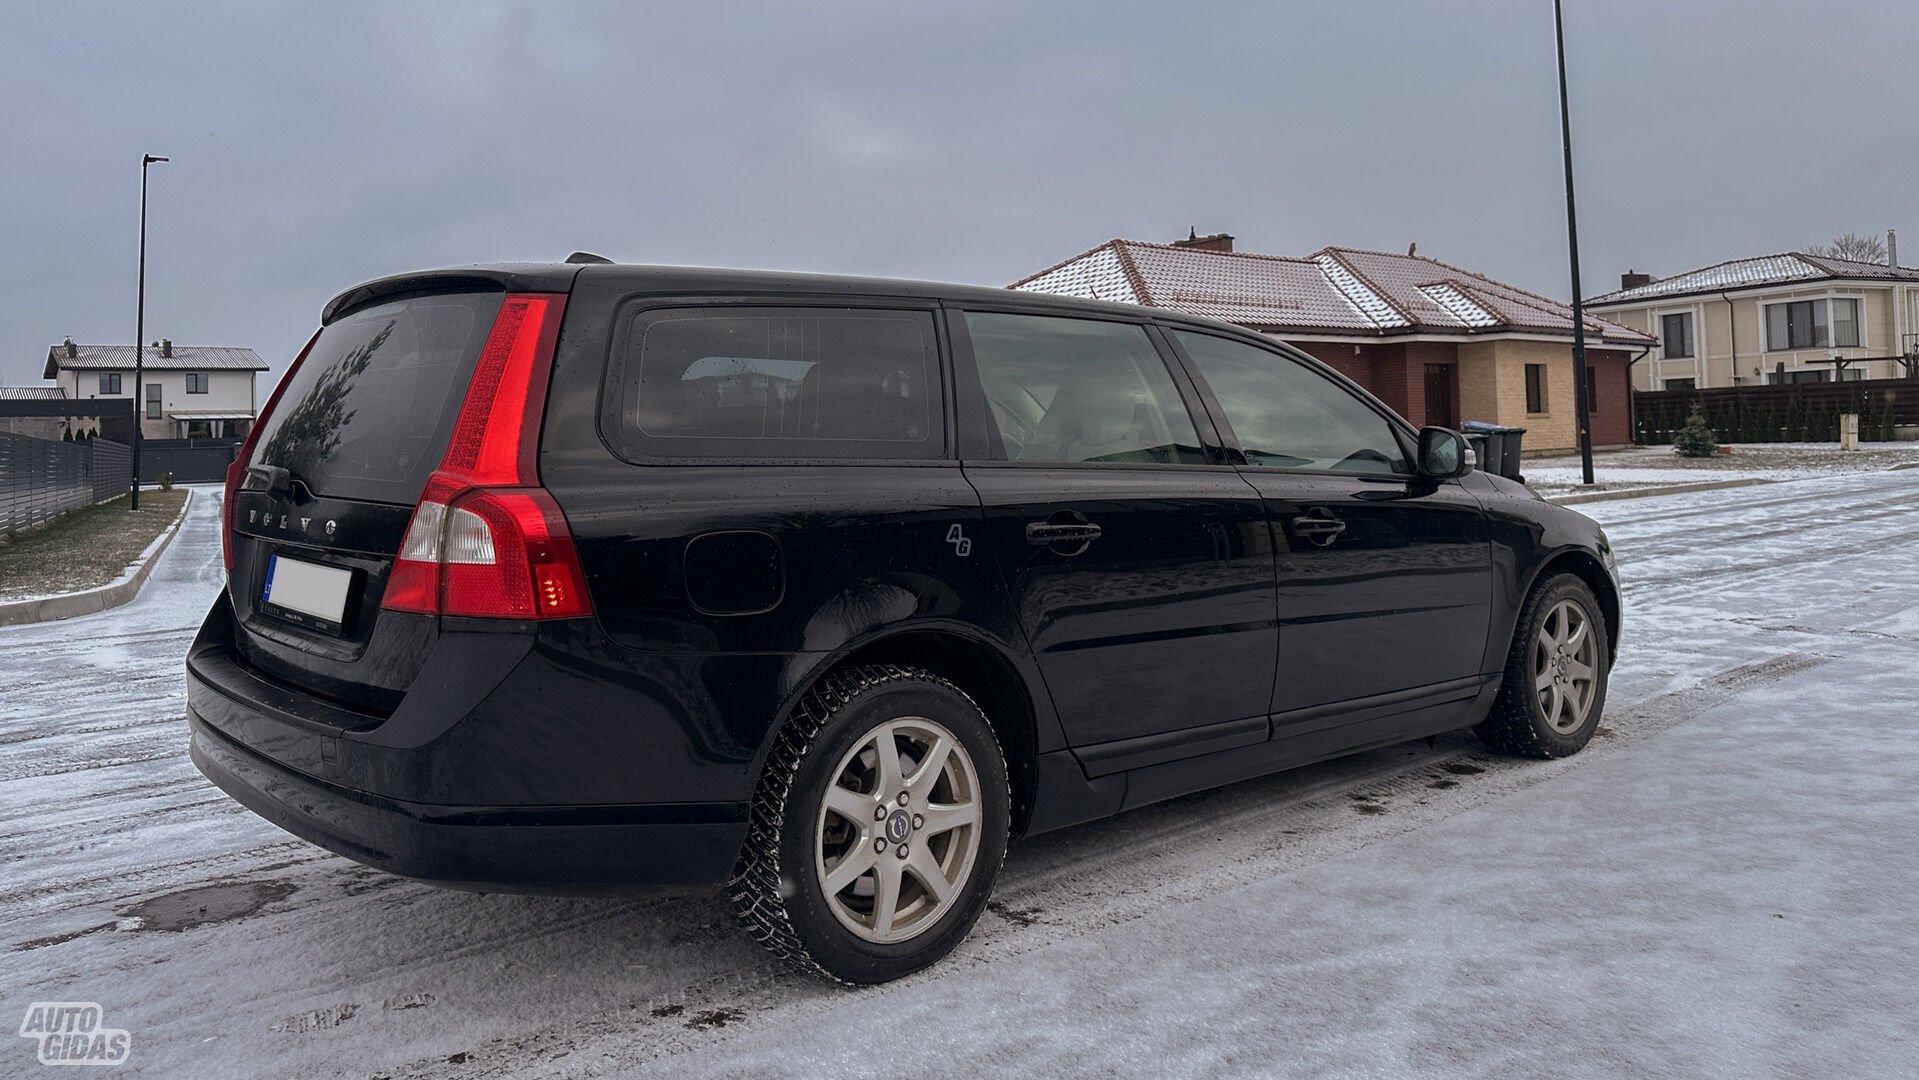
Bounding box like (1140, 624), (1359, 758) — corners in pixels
(1423, 364), (1457, 427)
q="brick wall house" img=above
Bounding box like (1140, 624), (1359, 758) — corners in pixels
(1012, 234), (1654, 451)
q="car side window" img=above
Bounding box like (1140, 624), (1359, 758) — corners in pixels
(1171, 330), (1410, 476)
(963, 312), (1207, 465)
(613, 307), (943, 460)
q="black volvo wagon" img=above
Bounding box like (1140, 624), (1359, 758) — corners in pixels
(188, 259), (1619, 983)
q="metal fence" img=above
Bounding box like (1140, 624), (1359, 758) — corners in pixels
(0, 433), (134, 534)
(1634, 376), (1919, 445)
(137, 438), (242, 484)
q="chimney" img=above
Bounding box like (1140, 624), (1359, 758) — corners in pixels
(63, 337), (77, 358)
(1172, 226), (1234, 254)
(1890, 229), (1899, 269)
(1620, 269), (1655, 290)
(161, 338), (172, 358)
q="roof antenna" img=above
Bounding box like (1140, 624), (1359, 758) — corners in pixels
(1407, 242), (1418, 256)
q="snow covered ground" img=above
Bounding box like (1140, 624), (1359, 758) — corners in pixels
(3, 474), (1918, 1078)
(1525, 441), (1919, 496)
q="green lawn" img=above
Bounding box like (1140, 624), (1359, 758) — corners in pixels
(0, 490), (190, 601)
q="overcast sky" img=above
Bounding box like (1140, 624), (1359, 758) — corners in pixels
(3, 0), (1914, 385)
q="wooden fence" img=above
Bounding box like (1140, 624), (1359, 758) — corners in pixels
(1634, 376), (1919, 445)
(0, 433), (132, 534)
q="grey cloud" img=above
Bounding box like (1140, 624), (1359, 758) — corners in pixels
(3, 0), (1914, 385)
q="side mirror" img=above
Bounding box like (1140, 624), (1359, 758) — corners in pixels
(1417, 427), (1471, 480)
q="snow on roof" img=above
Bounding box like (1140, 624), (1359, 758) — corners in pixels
(1588, 253), (1919, 306)
(1311, 253), (1409, 328)
(1011, 243), (1140, 306)
(1417, 283), (1501, 328)
(1012, 239), (1655, 345)
(44, 345), (267, 378)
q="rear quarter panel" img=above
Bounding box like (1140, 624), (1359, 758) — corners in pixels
(529, 274), (1052, 805)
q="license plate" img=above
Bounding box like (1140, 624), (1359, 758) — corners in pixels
(261, 555), (353, 635)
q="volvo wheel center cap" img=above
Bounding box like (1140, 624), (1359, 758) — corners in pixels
(886, 810), (912, 844)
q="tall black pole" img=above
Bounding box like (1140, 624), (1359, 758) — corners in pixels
(1554, 0), (1595, 485)
(132, 154), (167, 509)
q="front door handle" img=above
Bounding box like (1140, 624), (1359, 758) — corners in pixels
(1290, 513), (1347, 547)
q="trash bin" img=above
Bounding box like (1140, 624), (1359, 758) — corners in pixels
(1459, 421), (1527, 481)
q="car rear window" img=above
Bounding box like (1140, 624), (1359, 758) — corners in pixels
(250, 291), (504, 504)
(608, 307), (944, 461)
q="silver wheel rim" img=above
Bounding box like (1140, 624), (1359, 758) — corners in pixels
(814, 716), (982, 945)
(1534, 598), (1599, 735)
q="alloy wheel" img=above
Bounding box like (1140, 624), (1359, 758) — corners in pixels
(814, 717), (983, 944)
(1533, 598), (1599, 735)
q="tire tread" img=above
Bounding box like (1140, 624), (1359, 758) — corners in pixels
(726, 664), (1003, 983)
(1474, 573), (1608, 759)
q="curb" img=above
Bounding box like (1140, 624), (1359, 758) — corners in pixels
(0, 489), (194, 627)
(1545, 477), (1776, 506)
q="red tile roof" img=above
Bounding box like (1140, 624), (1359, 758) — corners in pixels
(1012, 239), (1656, 346)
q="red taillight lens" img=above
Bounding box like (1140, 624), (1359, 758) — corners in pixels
(380, 293), (589, 620)
(440, 489), (590, 618)
(225, 328), (321, 572)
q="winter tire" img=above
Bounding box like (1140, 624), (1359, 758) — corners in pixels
(729, 665), (1010, 984)
(1475, 573), (1610, 758)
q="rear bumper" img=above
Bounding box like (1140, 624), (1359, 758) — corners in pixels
(183, 606), (744, 890)
(189, 714), (745, 893)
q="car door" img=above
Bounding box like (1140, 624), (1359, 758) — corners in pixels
(1163, 328), (1492, 725)
(951, 309), (1277, 771)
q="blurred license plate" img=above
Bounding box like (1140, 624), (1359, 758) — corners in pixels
(261, 555), (352, 634)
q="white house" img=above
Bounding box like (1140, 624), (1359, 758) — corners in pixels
(42, 338), (267, 440)
(1586, 242), (1919, 391)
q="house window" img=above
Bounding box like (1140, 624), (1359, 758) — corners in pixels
(1764, 298), (1860, 351)
(1786, 369), (1830, 384)
(185, 372), (208, 394)
(1766, 301), (1822, 350)
(1524, 364), (1547, 413)
(145, 383), (161, 419)
(1584, 366), (1599, 411)
(1830, 298), (1861, 348)
(1663, 377), (1696, 391)
(98, 373), (122, 394)
(1660, 312), (1694, 359)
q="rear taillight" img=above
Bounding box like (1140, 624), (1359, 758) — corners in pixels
(225, 329), (321, 572)
(382, 293), (589, 620)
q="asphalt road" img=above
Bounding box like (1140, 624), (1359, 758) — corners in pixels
(3, 471), (1916, 1078)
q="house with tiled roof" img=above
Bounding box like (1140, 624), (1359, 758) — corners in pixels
(1586, 238), (1919, 391)
(41, 338), (267, 440)
(1013, 232), (1655, 451)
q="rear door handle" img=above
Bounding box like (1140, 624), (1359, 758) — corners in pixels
(1290, 514), (1347, 546)
(1025, 522), (1103, 545)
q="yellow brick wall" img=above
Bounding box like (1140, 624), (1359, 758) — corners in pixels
(1457, 340), (1580, 451)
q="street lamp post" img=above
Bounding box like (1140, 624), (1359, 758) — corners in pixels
(1553, 0), (1595, 485)
(132, 153), (168, 510)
